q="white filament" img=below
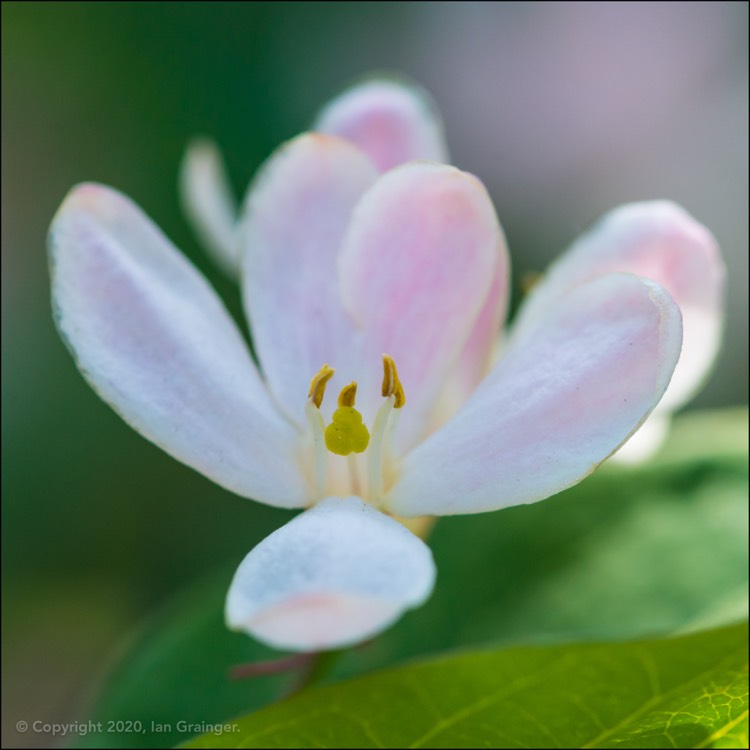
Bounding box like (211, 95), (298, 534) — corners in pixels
(367, 394), (397, 506)
(304, 399), (328, 500)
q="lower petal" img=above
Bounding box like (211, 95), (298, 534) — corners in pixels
(225, 497), (436, 652)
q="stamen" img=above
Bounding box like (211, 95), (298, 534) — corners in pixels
(308, 364), (334, 409)
(304, 400), (327, 499)
(325, 383), (370, 456)
(305, 364), (334, 499)
(338, 381), (358, 407)
(367, 394), (394, 503)
(381, 354), (406, 408)
(309, 358), (406, 494)
(368, 355), (407, 503)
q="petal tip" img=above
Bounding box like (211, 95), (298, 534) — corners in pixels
(56, 181), (113, 214)
(53, 182), (134, 232)
(184, 136), (220, 159)
(315, 74), (448, 171)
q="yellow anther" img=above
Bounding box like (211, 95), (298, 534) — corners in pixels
(308, 364), (335, 409)
(381, 354), (406, 408)
(325, 407), (370, 456)
(338, 382), (358, 408)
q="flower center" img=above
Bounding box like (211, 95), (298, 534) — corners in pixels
(303, 355), (406, 506)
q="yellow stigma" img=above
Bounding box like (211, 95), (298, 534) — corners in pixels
(308, 364), (334, 408)
(325, 382), (370, 456)
(381, 354), (406, 408)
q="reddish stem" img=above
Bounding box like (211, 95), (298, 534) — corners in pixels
(229, 653), (311, 680)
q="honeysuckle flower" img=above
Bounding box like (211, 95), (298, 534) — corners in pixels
(182, 76), (724, 461)
(52, 72), (729, 653)
(51, 148), (685, 654)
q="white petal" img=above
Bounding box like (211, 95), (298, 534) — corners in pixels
(239, 134), (379, 424)
(50, 183), (307, 508)
(515, 201), (723, 413)
(180, 139), (239, 277)
(386, 274), (682, 517)
(314, 76), (448, 171)
(226, 497), (436, 652)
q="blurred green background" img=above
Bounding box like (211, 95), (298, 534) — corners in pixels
(2, 2), (748, 748)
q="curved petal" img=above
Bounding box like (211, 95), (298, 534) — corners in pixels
(338, 163), (505, 449)
(225, 496), (436, 652)
(386, 273), (683, 517)
(50, 183), (307, 508)
(239, 134), (379, 424)
(179, 139), (239, 277)
(514, 201), (723, 413)
(314, 76), (449, 172)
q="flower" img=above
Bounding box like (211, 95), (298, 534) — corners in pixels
(49, 79), (719, 654)
(182, 76), (725, 462)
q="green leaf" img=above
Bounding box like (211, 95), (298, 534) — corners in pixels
(184, 623), (749, 749)
(711, 714), (749, 749)
(77, 409), (748, 746)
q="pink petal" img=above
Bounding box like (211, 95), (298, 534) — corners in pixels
(314, 77), (448, 172)
(435, 264), (509, 424)
(515, 201), (723, 414)
(226, 497), (435, 652)
(238, 134), (379, 424)
(338, 163), (505, 449)
(386, 273), (682, 517)
(50, 184), (307, 508)
(179, 138), (239, 277)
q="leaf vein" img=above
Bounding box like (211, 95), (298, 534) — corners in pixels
(694, 707), (749, 749)
(407, 655), (573, 749)
(581, 649), (745, 748)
